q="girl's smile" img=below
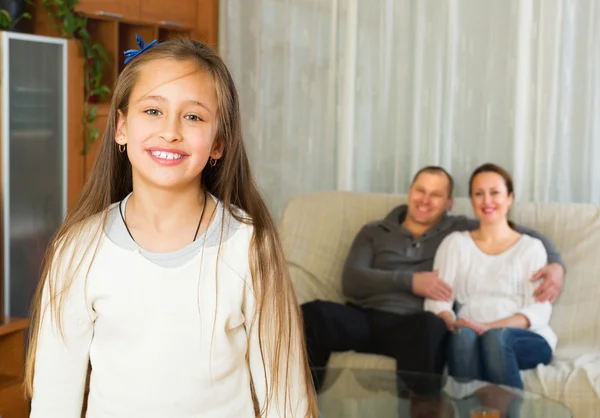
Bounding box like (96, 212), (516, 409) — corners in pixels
(147, 147), (189, 166)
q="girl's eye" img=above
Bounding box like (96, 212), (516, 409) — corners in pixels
(185, 114), (203, 122)
(145, 109), (161, 116)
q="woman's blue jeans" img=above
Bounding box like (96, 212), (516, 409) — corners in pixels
(447, 327), (552, 389)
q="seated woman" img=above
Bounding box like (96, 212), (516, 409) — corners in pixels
(424, 163), (557, 390)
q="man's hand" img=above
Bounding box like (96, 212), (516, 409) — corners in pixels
(456, 317), (489, 335)
(412, 271), (453, 301)
(530, 263), (565, 303)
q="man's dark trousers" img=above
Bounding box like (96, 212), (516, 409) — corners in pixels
(301, 300), (449, 396)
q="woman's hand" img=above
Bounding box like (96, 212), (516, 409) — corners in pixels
(438, 311), (457, 331)
(456, 317), (490, 335)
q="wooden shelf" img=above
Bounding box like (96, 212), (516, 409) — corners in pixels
(0, 317), (28, 337)
(84, 12), (196, 31)
(75, 0), (200, 29)
(75, 0), (140, 22)
(140, 0), (197, 29)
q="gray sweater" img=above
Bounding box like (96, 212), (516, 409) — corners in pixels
(341, 205), (565, 315)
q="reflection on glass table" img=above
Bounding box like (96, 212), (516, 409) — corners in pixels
(311, 367), (572, 418)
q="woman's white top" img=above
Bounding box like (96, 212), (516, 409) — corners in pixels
(424, 231), (557, 351)
(29, 200), (308, 418)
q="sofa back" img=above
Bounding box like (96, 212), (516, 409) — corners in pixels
(279, 191), (600, 359)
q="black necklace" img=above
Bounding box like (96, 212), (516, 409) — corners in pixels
(119, 190), (208, 245)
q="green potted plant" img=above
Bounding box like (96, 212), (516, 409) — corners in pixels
(40, 0), (111, 153)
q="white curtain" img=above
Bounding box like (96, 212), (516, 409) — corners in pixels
(220, 0), (600, 218)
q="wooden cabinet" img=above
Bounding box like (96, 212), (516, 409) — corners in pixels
(195, 0), (218, 48)
(74, 0), (199, 29)
(140, 0), (197, 29)
(75, 0), (141, 21)
(66, 39), (86, 209)
(0, 318), (29, 418)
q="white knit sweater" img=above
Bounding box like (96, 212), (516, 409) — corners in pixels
(29, 209), (308, 418)
(425, 231), (557, 351)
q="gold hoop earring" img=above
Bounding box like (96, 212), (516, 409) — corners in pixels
(209, 157), (217, 167)
(118, 144), (126, 153)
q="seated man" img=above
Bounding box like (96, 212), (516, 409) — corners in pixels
(301, 166), (565, 396)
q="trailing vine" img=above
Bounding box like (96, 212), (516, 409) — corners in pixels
(0, 8), (31, 31)
(41, 0), (111, 153)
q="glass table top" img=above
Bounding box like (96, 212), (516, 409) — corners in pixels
(312, 367), (572, 418)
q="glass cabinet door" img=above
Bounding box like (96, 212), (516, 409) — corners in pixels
(2, 33), (67, 318)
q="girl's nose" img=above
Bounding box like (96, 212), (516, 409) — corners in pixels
(159, 115), (182, 142)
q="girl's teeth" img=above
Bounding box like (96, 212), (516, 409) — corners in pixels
(151, 151), (182, 160)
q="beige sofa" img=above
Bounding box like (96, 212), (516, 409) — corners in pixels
(279, 191), (600, 417)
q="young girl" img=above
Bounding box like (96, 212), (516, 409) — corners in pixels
(25, 36), (317, 417)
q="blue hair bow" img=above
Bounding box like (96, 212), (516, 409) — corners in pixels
(123, 34), (159, 64)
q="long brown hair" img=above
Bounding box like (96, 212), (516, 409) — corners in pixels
(24, 38), (317, 417)
(469, 162), (516, 229)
